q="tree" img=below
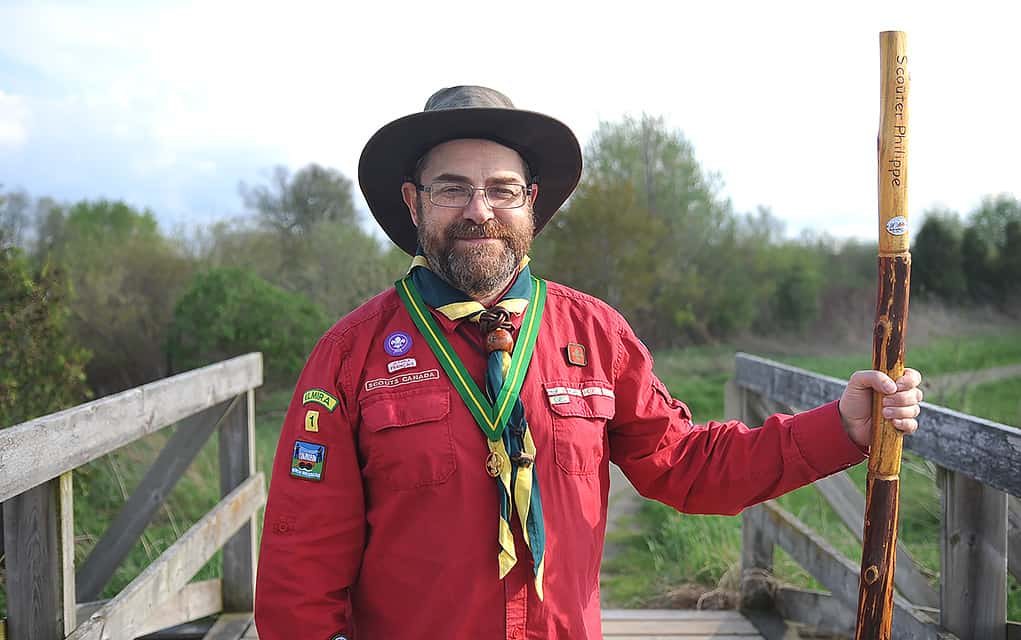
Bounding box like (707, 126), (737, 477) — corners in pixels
(961, 225), (995, 302)
(0, 244), (91, 426)
(168, 267), (331, 387)
(0, 188), (31, 249)
(240, 164), (357, 237)
(969, 194), (1021, 257)
(999, 220), (1021, 305)
(41, 199), (193, 395)
(536, 115), (748, 346)
(912, 210), (966, 302)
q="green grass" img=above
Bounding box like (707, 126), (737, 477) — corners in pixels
(604, 332), (1021, 618)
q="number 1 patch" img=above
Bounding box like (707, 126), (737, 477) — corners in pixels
(291, 440), (326, 481)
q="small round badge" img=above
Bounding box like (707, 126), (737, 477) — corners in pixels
(384, 331), (412, 357)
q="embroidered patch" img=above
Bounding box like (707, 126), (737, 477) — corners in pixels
(566, 342), (587, 366)
(302, 388), (338, 412)
(304, 409), (320, 432)
(549, 394), (571, 405)
(384, 331), (412, 356)
(290, 440), (326, 481)
(546, 384), (614, 400)
(387, 357), (417, 374)
(364, 368), (440, 391)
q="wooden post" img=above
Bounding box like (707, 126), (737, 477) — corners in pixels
(941, 470), (1007, 639)
(59, 472), (76, 635)
(219, 389), (258, 612)
(3, 480), (64, 640)
(727, 379), (775, 610)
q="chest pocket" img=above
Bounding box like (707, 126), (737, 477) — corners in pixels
(359, 387), (455, 490)
(544, 381), (615, 475)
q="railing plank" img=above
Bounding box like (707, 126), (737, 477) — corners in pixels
(202, 613), (253, 640)
(75, 579), (223, 639)
(940, 470), (1007, 639)
(75, 398), (237, 601)
(773, 587), (855, 638)
(1008, 497), (1021, 581)
(3, 479), (64, 640)
(760, 500), (955, 640)
(219, 389), (258, 612)
(734, 353), (1021, 498)
(68, 474), (266, 640)
(0, 353), (263, 503)
(813, 472), (937, 607)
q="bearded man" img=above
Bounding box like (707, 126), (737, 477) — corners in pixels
(254, 86), (924, 640)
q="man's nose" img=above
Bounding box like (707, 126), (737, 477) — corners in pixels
(461, 188), (495, 225)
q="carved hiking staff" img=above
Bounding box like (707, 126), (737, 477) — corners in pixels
(854, 31), (911, 640)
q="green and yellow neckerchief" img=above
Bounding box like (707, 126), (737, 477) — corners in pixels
(395, 255), (547, 598)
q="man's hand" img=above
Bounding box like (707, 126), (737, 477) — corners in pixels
(838, 369), (923, 449)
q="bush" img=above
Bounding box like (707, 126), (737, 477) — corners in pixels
(168, 267), (331, 387)
(0, 242), (91, 427)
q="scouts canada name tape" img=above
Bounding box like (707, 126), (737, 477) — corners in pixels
(302, 388), (339, 411)
(364, 368), (440, 391)
(545, 385), (614, 399)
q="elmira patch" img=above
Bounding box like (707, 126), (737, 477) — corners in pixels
(290, 440), (327, 481)
(302, 388), (338, 412)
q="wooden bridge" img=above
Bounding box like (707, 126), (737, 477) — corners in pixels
(1, 352), (1018, 639)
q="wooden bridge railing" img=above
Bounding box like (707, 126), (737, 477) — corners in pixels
(0, 353), (264, 640)
(728, 353), (1021, 640)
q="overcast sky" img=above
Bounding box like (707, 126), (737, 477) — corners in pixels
(1, 0), (1018, 242)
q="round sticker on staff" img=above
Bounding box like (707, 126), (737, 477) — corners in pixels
(886, 216), (908, 236)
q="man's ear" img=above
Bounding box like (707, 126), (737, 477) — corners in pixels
(528, 182), (539, 207)
(401, 182), (420, 227)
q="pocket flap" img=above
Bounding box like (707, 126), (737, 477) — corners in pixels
(361, 388), (450, 432)
(542, 381), (615, 420)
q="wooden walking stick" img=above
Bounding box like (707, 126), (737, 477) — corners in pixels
(854, 31), (911, 640)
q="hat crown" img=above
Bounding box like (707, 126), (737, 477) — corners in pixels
(424, 86), (516, 111)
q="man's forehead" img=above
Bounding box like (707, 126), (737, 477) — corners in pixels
(419, 138), (528, 177)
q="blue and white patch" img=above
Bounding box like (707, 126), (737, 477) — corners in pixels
(290, 440), (326, 481)
(384, 331), (412, 357)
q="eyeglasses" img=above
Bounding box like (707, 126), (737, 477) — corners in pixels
(417, 181), (532, 209)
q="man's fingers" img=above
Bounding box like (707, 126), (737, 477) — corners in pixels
(850, 370), (897, 394)
(882, 388), (923, 406)
(897, 368), (922, 390)
(882, 404), (920, 420)
(891, 418), (918, 434)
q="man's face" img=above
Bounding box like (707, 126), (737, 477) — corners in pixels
(402, 139), (537, 298)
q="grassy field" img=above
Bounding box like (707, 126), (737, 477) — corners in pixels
(602, 327), (1021, 618)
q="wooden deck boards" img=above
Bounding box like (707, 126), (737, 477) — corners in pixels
(234, 609), (764, 639)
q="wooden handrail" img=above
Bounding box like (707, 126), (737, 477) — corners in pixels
(1, 354), (265, 640)
(0, 353), (263, 503)
(734, 353), (1021, 498)
(732, 354), (1016, 639)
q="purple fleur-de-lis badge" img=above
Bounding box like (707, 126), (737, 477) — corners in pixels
(384, 331), (412, 357)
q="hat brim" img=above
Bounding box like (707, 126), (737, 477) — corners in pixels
(358, 107), (582, 255)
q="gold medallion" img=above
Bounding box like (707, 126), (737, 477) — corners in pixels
(485, 451), (505, 477)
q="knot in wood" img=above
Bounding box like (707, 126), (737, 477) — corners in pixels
(478, 308), (513, 334)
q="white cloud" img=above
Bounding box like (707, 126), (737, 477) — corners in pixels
(0, 91), (30, 149)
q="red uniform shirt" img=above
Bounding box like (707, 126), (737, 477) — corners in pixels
(254, 282), (865, 640)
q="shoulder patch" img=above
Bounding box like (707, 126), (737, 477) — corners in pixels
(291, 440), (326, 481)
(302, 388), (338, 412)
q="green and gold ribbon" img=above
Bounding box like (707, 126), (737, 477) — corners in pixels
(395, 258), (546, 598)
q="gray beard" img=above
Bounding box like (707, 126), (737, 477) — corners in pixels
(431, 241), (518, 300)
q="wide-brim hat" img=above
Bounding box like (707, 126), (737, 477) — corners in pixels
(358, 86), (583, 255)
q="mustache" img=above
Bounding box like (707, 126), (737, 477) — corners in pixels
(446, 220), (513, 240)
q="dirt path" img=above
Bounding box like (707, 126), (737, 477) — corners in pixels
(924, 363), (1021, 397)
